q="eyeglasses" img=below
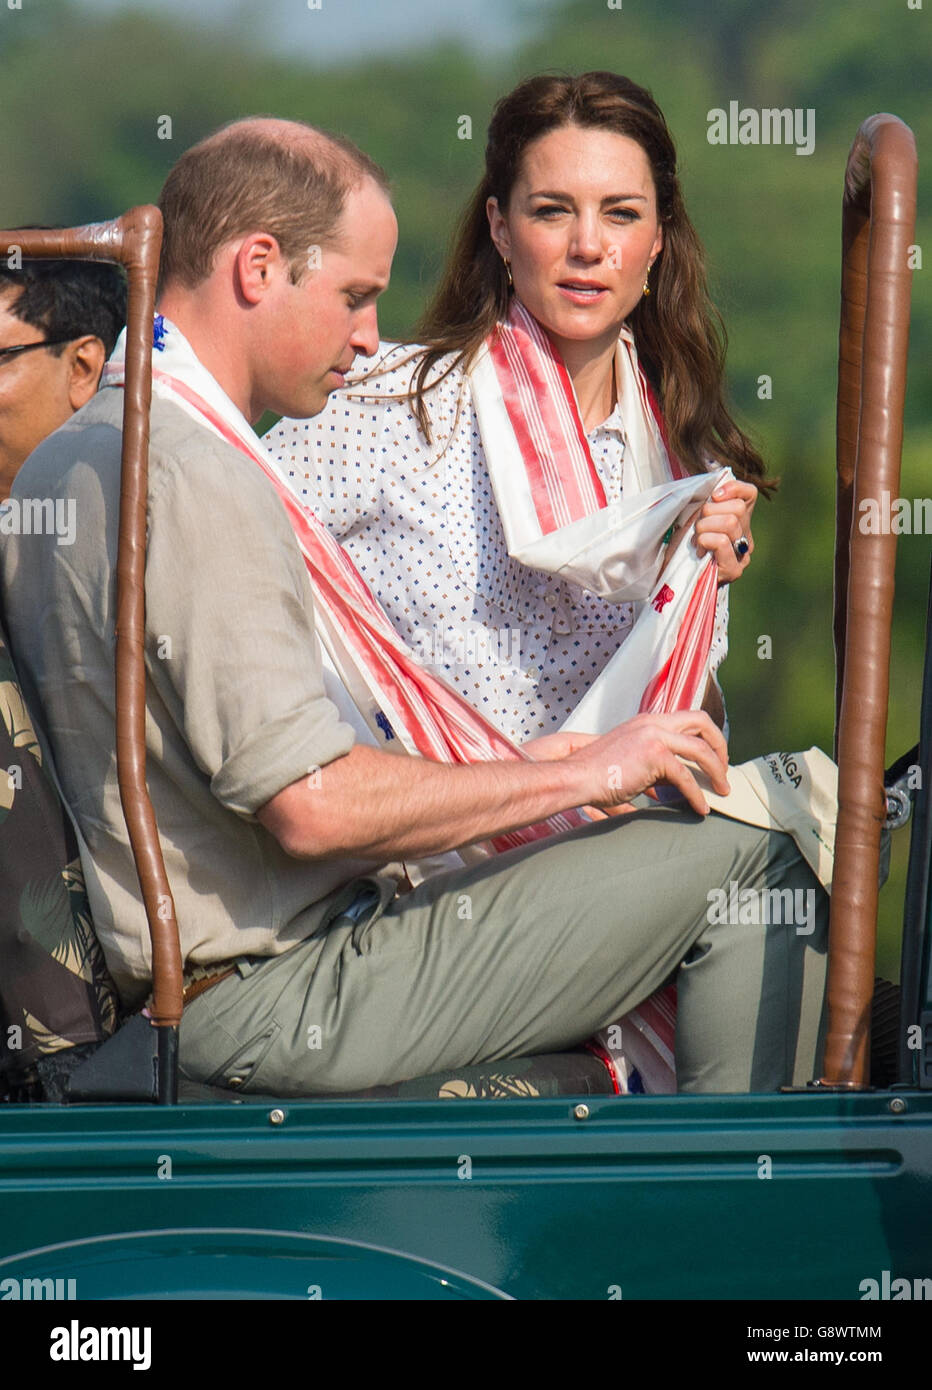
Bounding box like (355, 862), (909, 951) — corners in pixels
(0, 337), (74, 366)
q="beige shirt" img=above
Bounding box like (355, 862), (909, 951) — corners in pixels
(0, 386), (379, 1008)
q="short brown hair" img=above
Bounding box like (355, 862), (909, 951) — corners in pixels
(157, 117), (390, 294)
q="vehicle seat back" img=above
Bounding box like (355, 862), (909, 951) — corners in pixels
(174, 1047), (620, 1103)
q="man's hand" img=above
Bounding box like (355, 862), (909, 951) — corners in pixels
(563, 709), (730, 818)
(694, 478), (757, 584)
(524, 729), (635, 818)
(521, 729), (598, 762)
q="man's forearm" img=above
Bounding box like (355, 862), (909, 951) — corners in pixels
(258, 743), (588, 861)
(258, 710), (729, 862)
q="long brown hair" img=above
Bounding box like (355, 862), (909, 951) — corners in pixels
(408, 71), (772, 492)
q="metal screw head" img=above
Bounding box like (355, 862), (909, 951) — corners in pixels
(269, 1108), (286, 1126)
(889, 1096), (907, 1115)
(574, 1103), (590, 1121)
(885, 786), (912, 830)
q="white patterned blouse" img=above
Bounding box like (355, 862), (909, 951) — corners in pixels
(266, 344), (730, 747)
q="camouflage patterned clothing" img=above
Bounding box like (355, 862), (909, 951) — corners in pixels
(0, 613), (118, 1090)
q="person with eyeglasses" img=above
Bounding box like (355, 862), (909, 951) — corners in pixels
(0, 249), (126, 500)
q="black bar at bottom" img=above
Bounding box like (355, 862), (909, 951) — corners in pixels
(156, 1026), (178, 1106)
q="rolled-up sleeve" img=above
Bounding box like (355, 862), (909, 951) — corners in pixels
(144, 433), (356, 816)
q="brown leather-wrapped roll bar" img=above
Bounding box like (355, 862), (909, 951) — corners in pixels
(826, 115), (917, 1087)
(0, 209), (183, 1103)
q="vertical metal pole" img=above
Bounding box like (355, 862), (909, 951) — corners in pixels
(826, 116), (917, 1086)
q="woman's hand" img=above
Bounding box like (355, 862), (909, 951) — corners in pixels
(694, 479), (758, 584)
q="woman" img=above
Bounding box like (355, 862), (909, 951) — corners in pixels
(266, 73), (778, 1092)
(268, 71), (770, 749)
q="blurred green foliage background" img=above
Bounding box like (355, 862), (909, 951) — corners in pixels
(1, 0), (929, 977)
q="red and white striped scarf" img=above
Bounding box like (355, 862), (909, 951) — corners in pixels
(467, 303), (731, 1090)
(470, 300), (729, 727)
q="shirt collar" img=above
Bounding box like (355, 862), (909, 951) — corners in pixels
(586, 399), (627, 442)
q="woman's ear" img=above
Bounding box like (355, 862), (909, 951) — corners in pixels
(486, 196), (511, 261)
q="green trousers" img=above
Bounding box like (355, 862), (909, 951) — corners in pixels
(178, 806), (828, 1095)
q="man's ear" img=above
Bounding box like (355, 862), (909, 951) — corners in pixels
(233, 233), (284, 305)
(66, 336), (106, 411)
(486, 197), (511, 261)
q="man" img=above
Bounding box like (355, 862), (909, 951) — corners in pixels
(0, 253), (126, 499)
(0, 254), (125, 1096)
(0, 119), (828, 1096)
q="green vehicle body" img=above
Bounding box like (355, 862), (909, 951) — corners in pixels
(0, 1086), (931, 1299)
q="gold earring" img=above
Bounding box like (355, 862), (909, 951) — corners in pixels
(504, 257), (514, 288)
(642, 264), (652, 296)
